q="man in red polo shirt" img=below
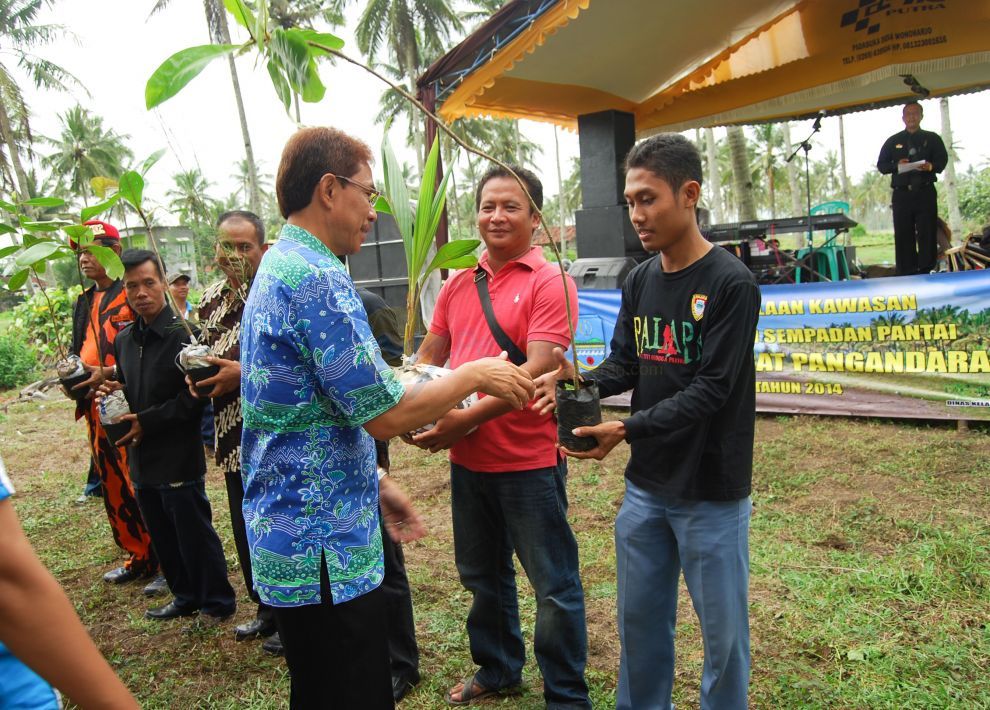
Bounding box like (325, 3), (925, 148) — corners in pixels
(413, 165), (589, 708)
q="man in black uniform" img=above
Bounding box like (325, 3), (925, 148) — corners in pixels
(876, 101), (948, 275)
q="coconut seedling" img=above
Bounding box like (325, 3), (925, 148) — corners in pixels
(378, 134), (482, 424)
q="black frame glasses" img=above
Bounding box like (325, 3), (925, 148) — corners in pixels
(330, 173), (381, 206)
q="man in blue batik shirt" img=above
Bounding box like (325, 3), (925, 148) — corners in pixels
(240, 126), (534, 709)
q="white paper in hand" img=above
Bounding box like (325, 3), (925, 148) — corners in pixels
(897, 160), (926, 174)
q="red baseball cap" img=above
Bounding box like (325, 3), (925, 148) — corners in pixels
(71, 220), (121, 250)
(83, 220), (120, 240)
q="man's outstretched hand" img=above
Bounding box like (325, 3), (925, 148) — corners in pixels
(531, 347), (575, 416)
(468, 352), (535, 410)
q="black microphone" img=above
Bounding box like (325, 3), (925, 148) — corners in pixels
(812, 110), (826, 131)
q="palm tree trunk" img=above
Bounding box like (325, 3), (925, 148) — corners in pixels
(704, 127), (723, 224)
(727, 126), (756, 221)
(783, 122), (802, 215)
(212, 4), (261, 214)
(838, 115), (851, 206)
(939, 97), (963, 237)
(554, 125), (567, 258)
(0, 99), (32, 215)
(0, 97), (36, 293)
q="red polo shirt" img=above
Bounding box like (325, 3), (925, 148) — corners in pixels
(429, 246), (578, 472)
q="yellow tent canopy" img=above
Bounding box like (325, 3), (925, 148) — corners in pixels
(419, 0), (990, 133)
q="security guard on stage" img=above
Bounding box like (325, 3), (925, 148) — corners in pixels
(877, 101), (948, 276)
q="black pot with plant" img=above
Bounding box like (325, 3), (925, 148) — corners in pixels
(556, 380), (602, 452)
(99, 389), (132, 446)
(56, 354), (90, 401)
(178, 343), (218, 397)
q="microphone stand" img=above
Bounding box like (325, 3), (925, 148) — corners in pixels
(784, 114), (829, 282)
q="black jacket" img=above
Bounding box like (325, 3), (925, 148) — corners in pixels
(113, 305), (206, 487)
(877, 128), (948, 189)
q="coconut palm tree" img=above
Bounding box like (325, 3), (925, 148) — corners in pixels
(727, 125), (756, 221)
(0, 0), (77, 207)
(150, 0), (261, 215)
(167, 168), (220, 227)
(230, 158), (272, 208)
(939, 97), (964, 236)
(41, 106), (133, 207)
(331, 0), (463, 165)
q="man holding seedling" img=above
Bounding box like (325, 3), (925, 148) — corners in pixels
(186, 210), (278, 648)
(68, 220), (158, 590)
(413, 165), (589, 708)
(106, 249), (236, 625)
(534, 134), (761, 710)
(239, 126), (533, 708)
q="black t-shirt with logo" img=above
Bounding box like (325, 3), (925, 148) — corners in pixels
(585, 246), (760, 501)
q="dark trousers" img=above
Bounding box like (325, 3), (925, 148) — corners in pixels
(451, 460), (590, 709)
(83, 457), (102, 497)
(892, 184), (938, 275)
(381, 514), (418, 678)
(135, 480), (236, 617)
(273, 559), (394, 710)
(223, 466), (275, 625)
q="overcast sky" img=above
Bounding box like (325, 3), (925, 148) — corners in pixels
(19, 0), (990, 224)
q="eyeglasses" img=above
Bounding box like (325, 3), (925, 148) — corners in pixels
(329, 173), (381, 206)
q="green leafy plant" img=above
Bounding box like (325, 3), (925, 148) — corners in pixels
(0, 333), (37, 390)
(7, 285), (80, 364)
(145, 3), (580, 384)
(380, 135), (479, 357)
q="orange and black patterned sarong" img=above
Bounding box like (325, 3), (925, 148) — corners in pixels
(84, 400), (157, 574)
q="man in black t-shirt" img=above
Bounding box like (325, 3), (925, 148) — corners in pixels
(876, 101), (948, 275)
(535, 134), (760, 709)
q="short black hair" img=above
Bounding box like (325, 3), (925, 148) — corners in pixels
(276, 127), (373, 219)
(120, 249), (166, 280)
(624, 133), (703, 192)
(217, 210), (265, 245)
(903, 100), (922, 112)
(474, 164), (543, 212)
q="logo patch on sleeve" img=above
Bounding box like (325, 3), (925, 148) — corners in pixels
(691, 294), (708, 322)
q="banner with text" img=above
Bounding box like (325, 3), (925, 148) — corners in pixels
(575, 271), (990, 420)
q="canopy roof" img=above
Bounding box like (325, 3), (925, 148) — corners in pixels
(419, 0), (990, 133)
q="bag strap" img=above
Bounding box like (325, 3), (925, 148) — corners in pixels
(474, 266), (527, 366)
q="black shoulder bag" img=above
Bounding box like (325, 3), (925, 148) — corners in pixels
(474, 266), (527, 366)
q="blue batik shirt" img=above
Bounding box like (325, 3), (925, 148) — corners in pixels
(240, 224), (405, 607)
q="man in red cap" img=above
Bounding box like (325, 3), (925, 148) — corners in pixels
(68, 220), (159, 589)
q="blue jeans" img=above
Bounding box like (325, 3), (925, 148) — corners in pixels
(615, 480), (751, 710)
(451, 461), (590, 709)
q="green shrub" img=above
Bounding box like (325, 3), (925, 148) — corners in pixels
(0, 334), (39, 390)
(8, 286), (80, 365)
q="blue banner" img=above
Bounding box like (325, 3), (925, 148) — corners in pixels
(576, 270), (990, 420)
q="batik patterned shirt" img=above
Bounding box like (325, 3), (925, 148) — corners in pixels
(197, 279), (249, 478)
(240, 224), (404, 607)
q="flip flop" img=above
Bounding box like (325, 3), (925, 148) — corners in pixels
(444, 672), (499, 706)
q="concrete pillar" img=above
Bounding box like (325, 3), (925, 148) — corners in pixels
(574, 110), (645, 260)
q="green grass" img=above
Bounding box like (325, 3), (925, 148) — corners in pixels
(849, 230), (895, 266)
(1, 398), (988, 708)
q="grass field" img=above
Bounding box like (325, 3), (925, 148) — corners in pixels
(849, 230), (895, 267)
(1, 397), (988, 709)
